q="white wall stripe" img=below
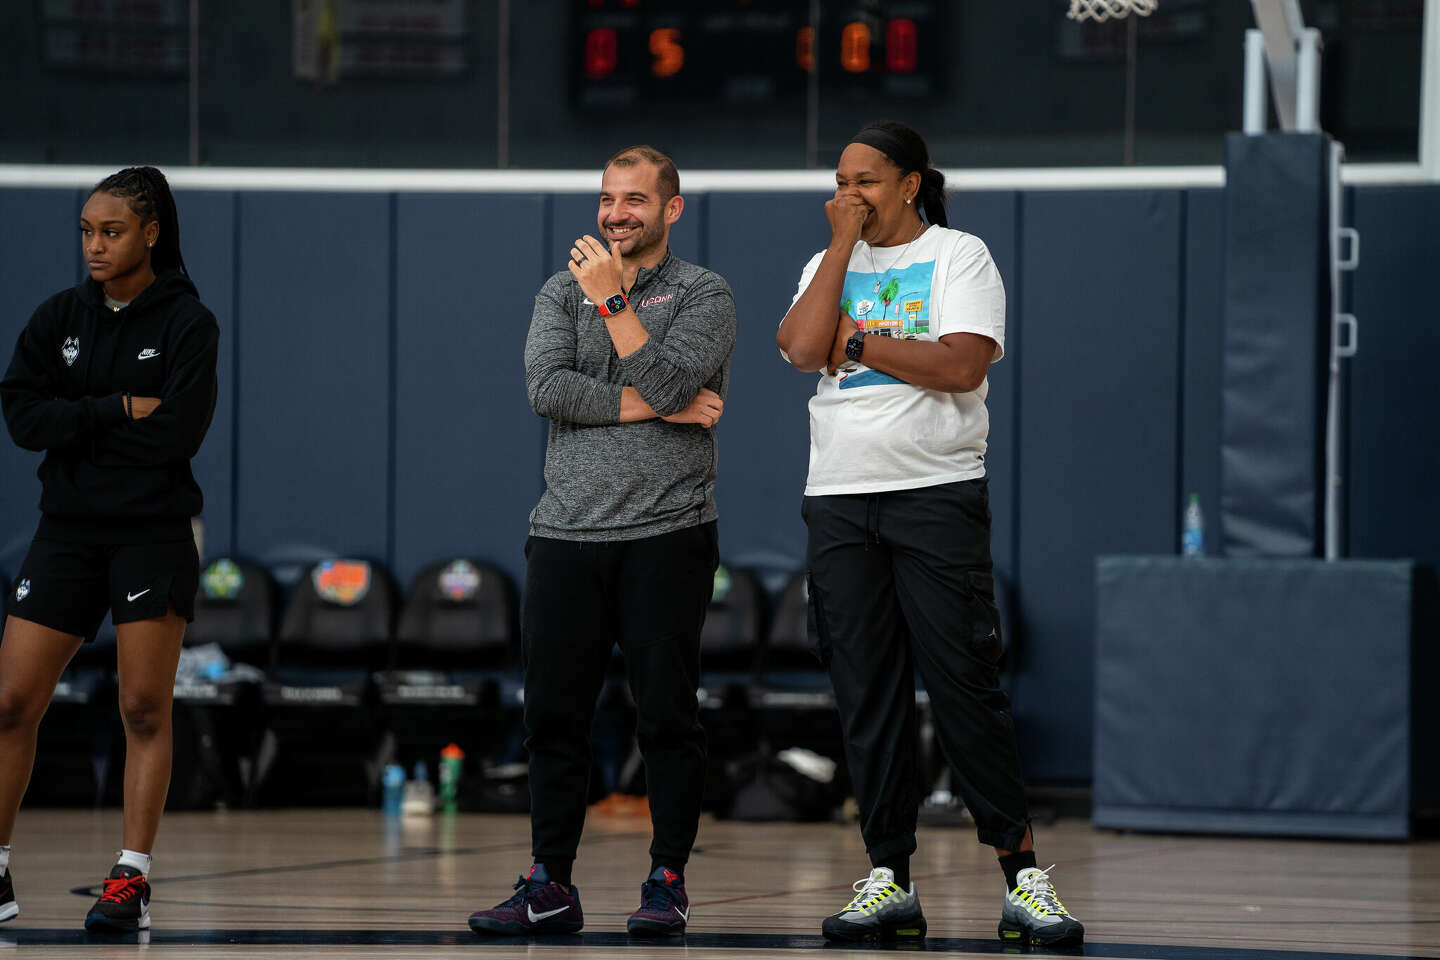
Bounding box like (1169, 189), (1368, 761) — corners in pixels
(1422, 0), (1440, 180)
(0, 162), (1430, 194)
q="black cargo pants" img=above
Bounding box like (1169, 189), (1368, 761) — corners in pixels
(804, 478), (1029, 861)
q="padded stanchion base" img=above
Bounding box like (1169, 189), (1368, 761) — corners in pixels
(1094, 556), (1433, 839)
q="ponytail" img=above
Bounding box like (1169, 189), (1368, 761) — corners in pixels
(90, 166), (191, 285)
(917, 167), (948, 228)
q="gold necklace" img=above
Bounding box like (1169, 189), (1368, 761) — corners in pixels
(866, 220), (927, 293)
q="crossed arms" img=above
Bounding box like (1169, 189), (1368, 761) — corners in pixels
(524, 275), (736, 429)
(1, 313), (218, 465)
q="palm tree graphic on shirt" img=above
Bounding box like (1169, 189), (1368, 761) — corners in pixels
(878, 277), (901, 322)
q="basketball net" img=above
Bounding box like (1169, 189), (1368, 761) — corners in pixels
(1066, 0), (1158, 22)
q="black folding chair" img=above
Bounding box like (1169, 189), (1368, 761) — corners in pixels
(250, 558), (397, 806)
(379, 558), (518, 780)
(169, 558), (277, 809)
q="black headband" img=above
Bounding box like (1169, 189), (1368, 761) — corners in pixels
(849, 127), (916, 171)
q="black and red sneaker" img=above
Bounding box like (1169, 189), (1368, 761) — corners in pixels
(84, 865), (150, 932)
(467, 864), (583, 936)
(626, 865), (689, 937)
(0, 868), (17, 923)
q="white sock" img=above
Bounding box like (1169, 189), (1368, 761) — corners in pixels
(0, 844), (10, 873)
(116, 849), (151, 876)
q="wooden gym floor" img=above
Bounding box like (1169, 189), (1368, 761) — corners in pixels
(0, 808), (1436, 958)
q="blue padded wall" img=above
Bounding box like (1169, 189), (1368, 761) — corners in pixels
(174, 190), (237, 561)
(549, 195), (597, 278)
(1016, 190), (1182, 780)
(392, 195), (547, 589)
(234, 193), (392, 565)
(0, 188), (81, 571)
(1181, 188), (1225, 554)
(1348, 186), (1440, 568)
(950, 192), (1020, 584)
(3, 179), (1438, 793)
(705, 193), (829, 571)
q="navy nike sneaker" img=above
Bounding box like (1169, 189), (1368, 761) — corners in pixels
(626, 865), (689, 937)
(468, 863), (583, 935)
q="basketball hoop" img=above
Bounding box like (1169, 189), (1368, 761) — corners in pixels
(1066, 0), (1158, 22)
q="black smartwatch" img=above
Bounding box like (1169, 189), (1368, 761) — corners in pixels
(844, 329), (867, 363)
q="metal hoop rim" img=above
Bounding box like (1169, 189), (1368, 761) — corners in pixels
(1066, 0), (1159, 23)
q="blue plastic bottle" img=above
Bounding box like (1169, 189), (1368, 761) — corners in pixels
(382, 763), (405, 815)
(1182, 494), (1204, 557)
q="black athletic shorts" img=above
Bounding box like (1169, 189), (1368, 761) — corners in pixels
(9, 536), (199, 642)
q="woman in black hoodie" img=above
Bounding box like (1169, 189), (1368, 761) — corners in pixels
(0, 167), (218, 932)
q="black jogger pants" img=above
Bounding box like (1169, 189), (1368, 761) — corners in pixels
(522, 521), (717, 868)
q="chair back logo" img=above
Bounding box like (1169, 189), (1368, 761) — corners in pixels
(438, 559), (481, 602)
(201, 559), (246, 600)
(314, 560), (372, 606)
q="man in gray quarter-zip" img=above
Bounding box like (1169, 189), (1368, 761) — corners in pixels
(467, 145), (735, 940)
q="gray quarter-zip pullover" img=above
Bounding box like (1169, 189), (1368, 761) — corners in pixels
(525, 251), (736, 541)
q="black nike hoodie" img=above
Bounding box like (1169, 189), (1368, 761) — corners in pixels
(1, 270), (219, 542)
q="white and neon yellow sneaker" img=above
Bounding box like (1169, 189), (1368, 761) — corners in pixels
(999, 864), (1084, 946)
(821, 867), (926, 943)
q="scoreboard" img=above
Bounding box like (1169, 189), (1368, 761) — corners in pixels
(572, 0), (946, 107)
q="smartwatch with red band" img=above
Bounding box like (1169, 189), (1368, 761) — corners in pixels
(597, 293), (628, 318)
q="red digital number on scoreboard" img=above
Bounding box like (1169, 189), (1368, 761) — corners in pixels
(584, 27), (617, 78)
(842, 20), (919, 75)
(886, 18), (917, 74)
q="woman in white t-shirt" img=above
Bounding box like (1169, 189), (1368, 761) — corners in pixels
(777, 121), (1083, 948)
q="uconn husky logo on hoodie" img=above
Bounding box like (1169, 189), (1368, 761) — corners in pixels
(62, 337), (79, 367)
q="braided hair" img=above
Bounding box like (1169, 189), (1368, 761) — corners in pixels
(848, 122), (948, 229)
(90, 166), (190, 279)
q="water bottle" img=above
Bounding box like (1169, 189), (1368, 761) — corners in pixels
(403, 761), (435, 816)
(381, 763), (405, 815)
(440, 743), (465, 814)
(1181, 493), (1204, 557)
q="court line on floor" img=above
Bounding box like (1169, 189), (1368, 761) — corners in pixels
(66, 830), (651, 896)
(0, 928), (1432, 959)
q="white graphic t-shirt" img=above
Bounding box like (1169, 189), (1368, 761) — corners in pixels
(788, 225), (1006, 496)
